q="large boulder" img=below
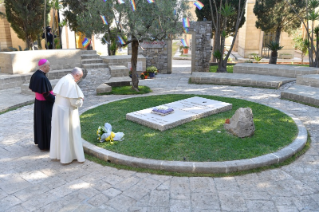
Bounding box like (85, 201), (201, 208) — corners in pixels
(224, 107), (255, 138)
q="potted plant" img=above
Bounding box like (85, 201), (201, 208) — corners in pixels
(146, 66), (157, 78)
(140, 71), (149, 79)
(182, 46), (189, 54)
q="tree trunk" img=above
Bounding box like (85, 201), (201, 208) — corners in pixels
(131, 38), (139, 91)
(107, 28), (112, 55)
(218, 60), (227, 72)
(52, 9), (55, 49)
(301, 52), (304, 65)
(44, 0), (47, 50)
(269, 51), (278, 64)
(269, 28), (281, 65)
(212, 32), (219, 62)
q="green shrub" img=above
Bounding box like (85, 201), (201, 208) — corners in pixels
(146, 66), (157, 73)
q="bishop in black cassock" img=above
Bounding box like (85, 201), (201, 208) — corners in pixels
(29, 59), (55, 150)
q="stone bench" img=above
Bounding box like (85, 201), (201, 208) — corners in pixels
(279, 54), (293, 59)
(233, 63), (319, 78)
(190, 72), (295, 89)
(296, 74), (319, 88)
(281, 84), (319, 106)
(96, 77), (131, 94)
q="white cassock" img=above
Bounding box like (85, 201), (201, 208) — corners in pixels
(50, 74), (85, 164)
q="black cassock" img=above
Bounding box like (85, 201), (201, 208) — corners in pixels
(29, 70), (55, 150)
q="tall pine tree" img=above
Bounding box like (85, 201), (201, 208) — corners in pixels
(5, 0), (50, 49)
(254, 0), (306, 63)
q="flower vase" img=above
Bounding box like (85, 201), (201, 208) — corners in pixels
(149, 72), (155, 78)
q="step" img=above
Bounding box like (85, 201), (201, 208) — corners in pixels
(82, 63), (108, 69)
(233, 63), (319, 78)
(281, 84), (319, 106)
(296, 74), (319, 88)
(81, 54), (101, 59)
(105, 76), (131, 87)
(21, 79), (60, 95)
(81, 50), (97, 55)
(81, 59), (103, 64)
(190, 72), (295, 89)
(109, 65), (129, 77)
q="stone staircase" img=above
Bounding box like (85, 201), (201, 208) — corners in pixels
(81, 50), (108, 70)
(281, 74), (319, 106)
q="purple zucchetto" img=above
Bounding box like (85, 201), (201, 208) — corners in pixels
(38, 59), (48, 66)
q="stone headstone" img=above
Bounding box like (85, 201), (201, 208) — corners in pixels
(224, 107), (255, 138)
(126, 97), (232, 131)
(96, 84), (112, 94)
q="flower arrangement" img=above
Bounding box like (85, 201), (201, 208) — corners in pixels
(152, 105), (174, 116)
(96, 123), (124, 144)
(140, 71), (149, 79)
(146, 66), (157, 73)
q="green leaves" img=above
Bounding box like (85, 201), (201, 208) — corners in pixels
(213, 49), (222, 60)
(220, 3), (235, 17)
(266, 41), (284, 51)
(307, 10), (319, 21)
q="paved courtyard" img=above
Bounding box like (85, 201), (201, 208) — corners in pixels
(0, 60), (319, 211)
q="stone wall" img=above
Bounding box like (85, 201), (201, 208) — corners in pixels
(101, 55), (146, 73)
(0, 49), (82, 74)
(128, 41), (172, 74)
(128, 21), (212, 73)
(0, 4), (12, 51)
(190, 21), (212, 72)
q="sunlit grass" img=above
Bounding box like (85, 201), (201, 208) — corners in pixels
(98, 86), (151, 95)
(81, 94), (298, 162)
(209, 65), (234, 73)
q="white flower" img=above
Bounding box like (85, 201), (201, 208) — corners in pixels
(156, 105), (168, 110)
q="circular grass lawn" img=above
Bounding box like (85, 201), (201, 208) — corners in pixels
(80, 94), (298, 162)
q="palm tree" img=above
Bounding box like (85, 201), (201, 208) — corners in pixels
(266, 41), (283, 64)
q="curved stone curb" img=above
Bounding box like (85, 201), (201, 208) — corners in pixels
(80, 95), (308, 174)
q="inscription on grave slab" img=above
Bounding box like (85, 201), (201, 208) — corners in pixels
(126, 97), (232, 131)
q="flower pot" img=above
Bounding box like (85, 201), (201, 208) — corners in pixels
(183, 48), (189, 54)
(149, 72), (155, 78)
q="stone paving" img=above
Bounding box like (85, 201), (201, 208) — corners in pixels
(1, 61), (319, 211)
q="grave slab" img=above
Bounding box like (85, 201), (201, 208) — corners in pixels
(126, 97), (232, 131)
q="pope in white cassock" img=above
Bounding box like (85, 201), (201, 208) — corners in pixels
(50, 67), (85, 164)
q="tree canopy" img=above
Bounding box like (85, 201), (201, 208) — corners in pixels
(254, 0), (306, 43)
(60, 0), (88, 32)
(73, 0), (190, 90)
(4, 0), (50, 49)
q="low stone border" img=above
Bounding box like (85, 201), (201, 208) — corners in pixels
(190, 72), (295, 89)
(281, 85), (319, 107)
(80, 95), (308, 174)
(0, 99), (34, 113)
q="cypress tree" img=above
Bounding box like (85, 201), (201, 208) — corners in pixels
(4, 0), (50, 49)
